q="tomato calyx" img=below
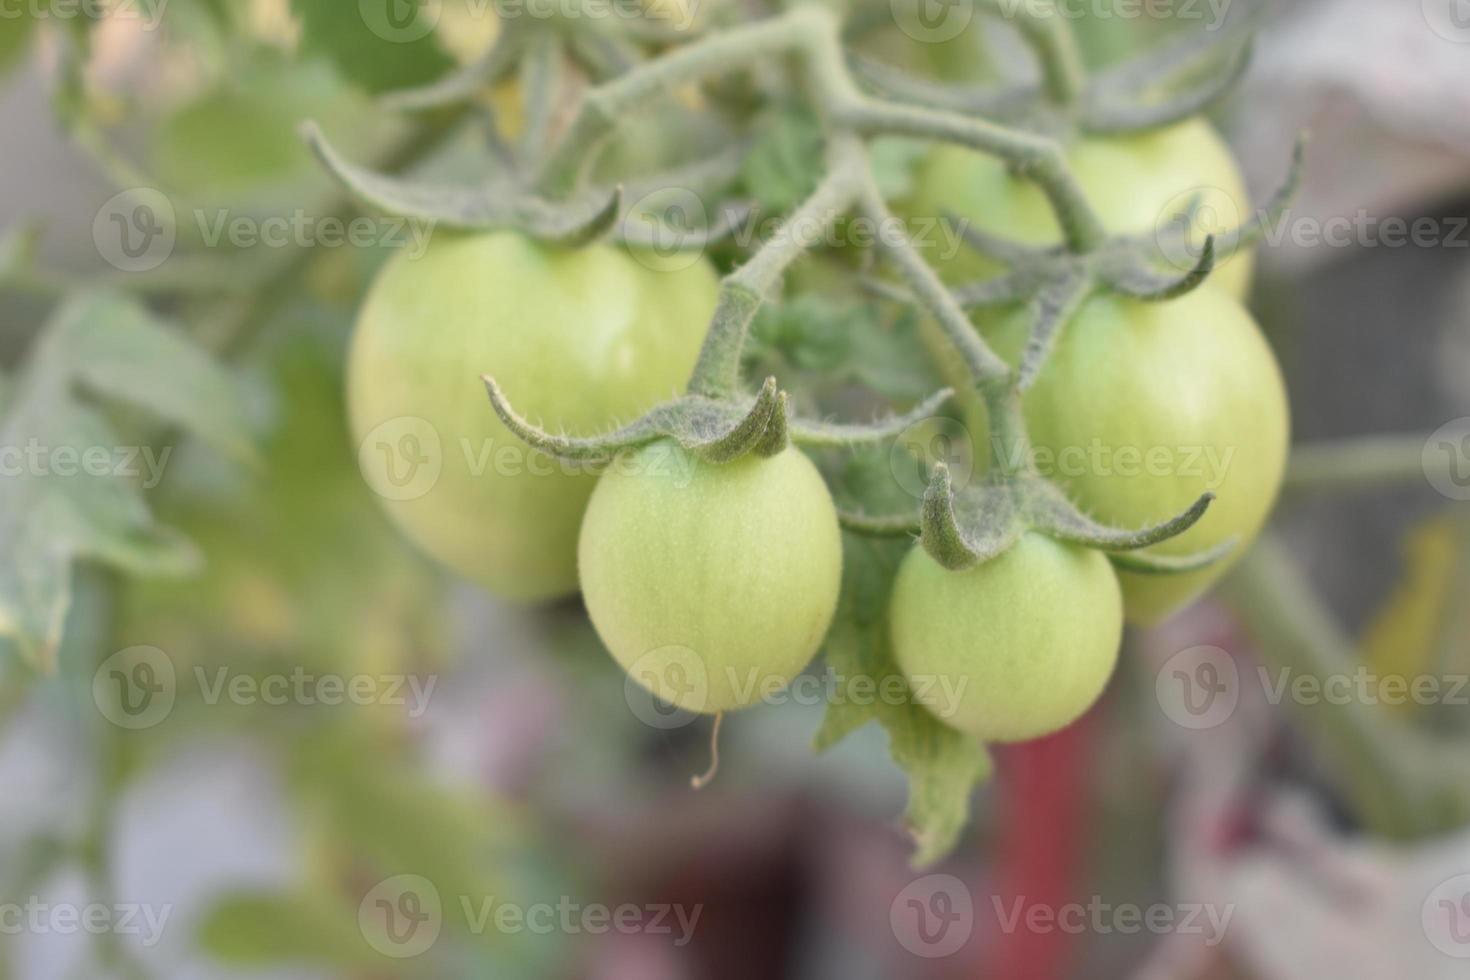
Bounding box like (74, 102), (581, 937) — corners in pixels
(841, 462), (1233, 576)
(923, 464), (1231, 574)
(484, 373), (956, 466)
(304, 120), (753, 251)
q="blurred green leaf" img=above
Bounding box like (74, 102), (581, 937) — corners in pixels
(291, 0), (454, 95)
(746, 294), (942, 404)
(0, 292), (254, 669)
(0, 6), (35, 77)
(152, 57), (406, 211)
(868, 136), (931, 202)
(198, 889), (380, 968)
(741, 105), (824, 212)
(121, 330), (447, 678)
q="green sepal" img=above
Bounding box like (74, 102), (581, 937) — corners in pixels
(920, 466), (1026, 571)
(1099, 235), (1217, 302)
(379, 31), (522, 112)
(485, 372), (956, 467)
(302, 121), (623, 245)
(482, 375), (785, 465)
(898, 466), (1233, 575)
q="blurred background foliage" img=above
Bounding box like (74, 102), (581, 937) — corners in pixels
(1, 0), (1469, 977)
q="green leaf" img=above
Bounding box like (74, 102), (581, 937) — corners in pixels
(746, 295), (943, 404)
(741, 105), (824, 212)
(867, 136), (931, 202)
(815, 529), (993, 868)
(198, 890), (379, 968)
(0, 6), (35, 77)
(0, 292), (254, 668)
(291, 0), (454, 95)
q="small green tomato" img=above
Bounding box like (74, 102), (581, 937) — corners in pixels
(889, 533), (1123, 742)
(578, 441), (843, 715)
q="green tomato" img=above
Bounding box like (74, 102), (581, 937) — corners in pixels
(890, 533), (1122, 742)
(981, 285), (1290, 624)
(905, 118), (1255, 300)
(348, 232), (719, 602)
(578, 442), (843, 714)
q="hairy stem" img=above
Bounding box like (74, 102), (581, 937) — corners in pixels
(979, 0), (1087, 107)
(686, 135), (867, 398)
(856, 179), (1012, 389)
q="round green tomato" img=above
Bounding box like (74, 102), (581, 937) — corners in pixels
(982, 285), (1290, 624)
(890, 533), (1123, 742)
(905, 118), (1255, 300)
(348, 232), (719, 602)
(578, 442), (843, 715)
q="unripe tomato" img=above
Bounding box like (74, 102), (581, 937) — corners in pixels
(904, 118), (1255, 300)
(578, 442), (843, 714)
(348, 232), (719, 601)
(982, 285), (1290, 624)
(890, 533), (1123, 742)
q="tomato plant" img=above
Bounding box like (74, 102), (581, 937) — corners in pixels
(5, 0), (1352, 886)
(578, 441), (843, 714)
(349, 231), (719, 601)
(889, 533), (1122, 742)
